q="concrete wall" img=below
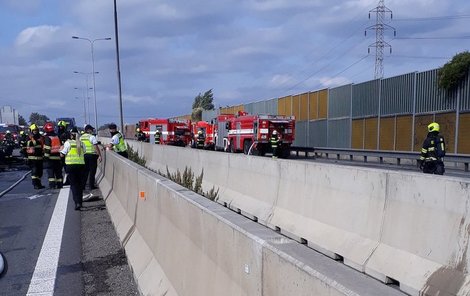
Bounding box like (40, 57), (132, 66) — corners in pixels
(98, 147), (405, 296)
(119, 140), (470, 296)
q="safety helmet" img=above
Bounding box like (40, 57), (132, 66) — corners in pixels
(5, 130), (10, 134)
(272, 130), (278, 135)
(43, 122), (54, 133)
(20, 131), (25, 135)
(136, 128), (141, 132)
(198, 130), (203, 134)
(30, 123), (38, 131)
(58, 120), (67, 127)
(428, 122), (440, 133)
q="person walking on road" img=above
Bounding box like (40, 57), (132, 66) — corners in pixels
(107, 123), (128, 158)
(154, 129), (161, 145)
(26, 124), (45, 189)
(418, 122), (446, 175)
(60, 127), (86, 210)
(43, 122), (63, 189)
(196, 130), (205, 149)
(270, 130), (281, 159)
(81, 124), (102, 191)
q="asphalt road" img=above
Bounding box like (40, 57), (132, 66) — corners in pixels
(0, 161), (139, 296)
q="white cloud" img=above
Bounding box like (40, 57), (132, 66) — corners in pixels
(15, 25), (60, 48)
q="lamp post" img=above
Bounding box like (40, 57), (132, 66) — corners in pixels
(113, 0), (124, 133)
(75, 96), (87, 124)
(74, 87), (93, 125)
(74, 71), (98, 124)
(72, 36), (111, 129)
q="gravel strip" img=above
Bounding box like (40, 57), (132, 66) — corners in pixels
(80, 190), (139, 296)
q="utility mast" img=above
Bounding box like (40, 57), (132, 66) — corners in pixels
(365, 0), (396, 79)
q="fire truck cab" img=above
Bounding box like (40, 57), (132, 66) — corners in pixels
(139, 118), (192, 146)
(221, 112), (295, 158)
(191, 121), (215, 150)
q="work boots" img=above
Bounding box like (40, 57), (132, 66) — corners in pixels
(33, 179), (45, 190)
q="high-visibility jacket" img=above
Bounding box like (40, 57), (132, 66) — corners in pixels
(114, 133), (127, 152)
(270, 135), (280, 148)
(80, 133), (96, 154)
(154, 132), (161, 144)
(419, 133), (446, 162)
(27, 136), (44, 160)
(65, 140), (85, 165)
(44, 134), (62, 160)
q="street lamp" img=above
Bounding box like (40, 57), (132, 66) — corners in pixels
(75, 96), (87, 124)
(74, 87), (93, 124)
(113, 0), (124, 133)
(73, 71), (98, 124)
(72, 36), (111, 129)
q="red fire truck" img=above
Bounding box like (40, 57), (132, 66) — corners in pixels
(216, 112), (295, 158)
(139, 118), (192, 146)
(191, 121), (215, 150)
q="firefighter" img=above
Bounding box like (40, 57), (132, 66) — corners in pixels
(43, 122), (63, 189)
(19, 130), (29, 158)
(81, 124), (102, 191)
(57, 120), (70, 144)
(27, 124), (45, 189)
(135, 128), (146, 142)
(270, 130), (281, 159)
(2, 131), (14, 159)
(60, 127), (86, 210)
(107, 123), (128, 158)
(57, 120), (71, 185)
(418, 122), (446, 175)
(154, 129), (161, 144)
(196, 130), (205, 149)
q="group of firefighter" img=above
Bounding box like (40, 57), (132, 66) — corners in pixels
(19, 121), (105, 210)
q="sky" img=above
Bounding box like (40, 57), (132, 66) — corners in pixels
(0, 0), (469, 128)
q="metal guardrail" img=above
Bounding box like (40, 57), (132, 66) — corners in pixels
(290, 146), (470, 172)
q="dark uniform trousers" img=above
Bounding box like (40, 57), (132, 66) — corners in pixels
(45, 160), (63, 188)
(83, 154), (98, 189)
(67, 164), (85, 206)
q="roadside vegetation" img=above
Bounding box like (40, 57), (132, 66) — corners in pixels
(127, 144), (219, 201)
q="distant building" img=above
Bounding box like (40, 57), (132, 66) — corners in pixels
(0, 106), (19, 124)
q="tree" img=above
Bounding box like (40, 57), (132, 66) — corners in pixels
(438, 51), (470, 91)
(18, 115), (27, 126)
(191, 89), (215, 121)
(29, 112), (50, 126)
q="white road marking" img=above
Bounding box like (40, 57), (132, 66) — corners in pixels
(27, 193), (53, 200)
(26, 188), (70, 296)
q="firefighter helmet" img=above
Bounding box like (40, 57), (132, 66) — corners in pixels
(30, 124), (38, 131)
(197, 130), (203, 135)
(428, 122), (440, 133)
(272, 130), (278, 135)
(20, 131), (25, 135)
(43, 122), (54, 133)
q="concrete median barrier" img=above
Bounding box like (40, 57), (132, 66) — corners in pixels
(97, 149), (405, 296)
(106, 139), (470, 295)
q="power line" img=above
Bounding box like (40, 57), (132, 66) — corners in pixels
(395, 36), (470, 40)
(388, 55), (449, 60)
(394, 14), (470, 21)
